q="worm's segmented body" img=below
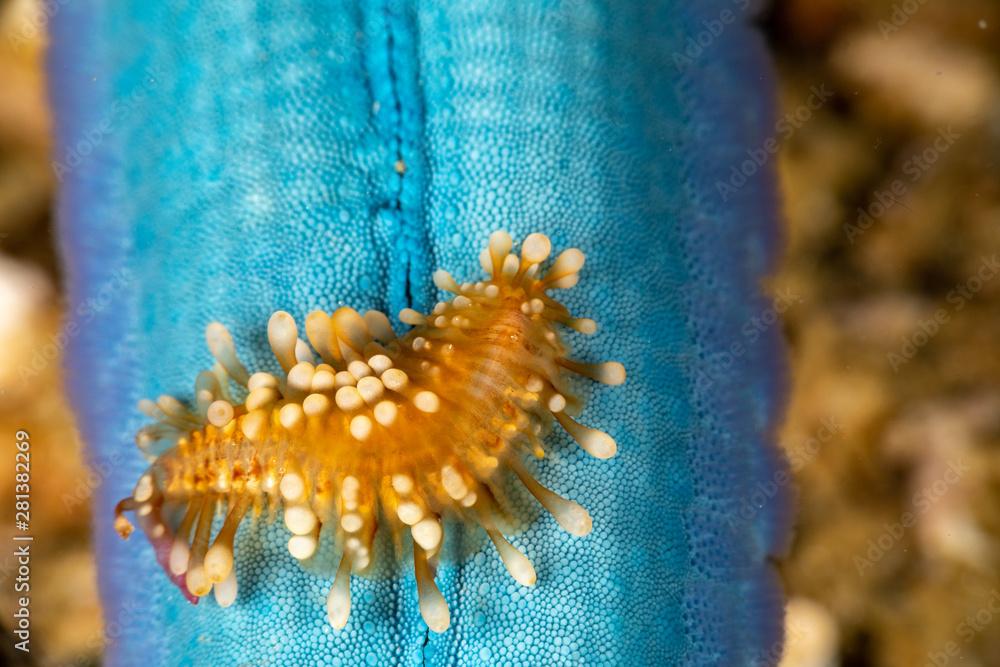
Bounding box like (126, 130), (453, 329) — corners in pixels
(115, 231), (625, 633)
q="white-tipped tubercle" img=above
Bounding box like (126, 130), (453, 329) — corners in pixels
(331, 307), (371, 353)
(363, 310), (395, 342)
(594, 361), (626, 385)
(367, 354), (393, 374)
(194, 371), (221, 416)
(440, 465), (468, 500)
(340, 513), (364, 533)
(335, 386), (364, 412)
(186, 500), (216, 597)
(311, 369), (336, 392)
(168, 538), (190, 576)
(501, 253), (519, 279)
(245, 386), (279, 411)
(488, 231), (513, 266)
(479, 249), (493, 276)
(156, 395), (196, 425)
(334, 371), (356, 388)
(205, 496), (250, 583)
(413, 390), (440, 413)
(295, 338), (313, 363)
(186, 566), (210, 598)
(133, 474), (154, 503)
(279, 403), (305, 432)
(205, 322), (250, 385)
(489, 530), (537, 586)
(168, 503), (200, 575)
(350, 415), (373, 441)
(381, 368), (409, 392)
(248, 371), (279, 391)
(240, 409), (267, 443)
(305, 311), (337, 363)
(204, 542), (234, 583)
(414, 546), (450, 633)
(302, 393), (330, 417)
(373, 400), (397, 426)
(326, 555), (352, 630)
(560, 359), (627, 386)
(287, 362), (316, 396)
(288, 533), (318, 560)
(569, 318), (597, 334)
(433, 269), (460, 293)
(207, 400), (234, 427)
(521, 233), (552, 265)
(399, 308), (425, 326)
(279, 472), (305, 502)
(284, 505), (318, 535)
(396, 501), (423, 525)
(543, 248), (585, 283)
(356, 376), (384, 405)
(267, 311), (299, 372)
(392, 474), (414, 495)
(555, 412), (618, 460)
(412, 517), (443, 551)
(347, 359), (372, 380)
(510, 459), (593, 537)
(213, 569), (238, 608)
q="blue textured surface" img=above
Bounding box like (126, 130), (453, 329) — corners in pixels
(50, 1), (787, 665)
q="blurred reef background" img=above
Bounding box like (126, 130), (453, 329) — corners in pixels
(764, 1), (1000, 666)
(0, 0), (998, 664)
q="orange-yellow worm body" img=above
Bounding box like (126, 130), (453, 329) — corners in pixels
(114, 231), (625, 633)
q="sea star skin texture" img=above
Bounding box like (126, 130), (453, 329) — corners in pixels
(50, 1), (787, 666)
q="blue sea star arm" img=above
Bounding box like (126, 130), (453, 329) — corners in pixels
(50, 1), (788, 665)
